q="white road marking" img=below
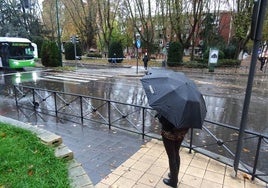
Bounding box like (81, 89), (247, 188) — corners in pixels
(44, 75), (90, 83)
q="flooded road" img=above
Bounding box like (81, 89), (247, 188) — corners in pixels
(0, 65), (268, 181)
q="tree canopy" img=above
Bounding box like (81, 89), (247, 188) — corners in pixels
(1, 0), (267, 59)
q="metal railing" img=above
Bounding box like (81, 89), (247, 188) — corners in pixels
(14, 85), (268, 183)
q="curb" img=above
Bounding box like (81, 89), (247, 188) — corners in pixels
(0, 115), (94, 188)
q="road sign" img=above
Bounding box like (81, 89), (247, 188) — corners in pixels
(136, 39), (141, 48)
(208, 48), (219, 64)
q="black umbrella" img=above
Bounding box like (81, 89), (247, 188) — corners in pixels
(141, 69), (207, 129)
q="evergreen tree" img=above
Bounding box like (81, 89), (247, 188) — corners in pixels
(41, 41), (61, 67)
(108, 41), (124, 63)
(167, 42), (183, 67)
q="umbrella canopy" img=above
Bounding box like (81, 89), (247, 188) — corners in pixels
(141, 69), (207, 129)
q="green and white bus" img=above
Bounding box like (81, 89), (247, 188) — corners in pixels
(0, 37), (36, 69)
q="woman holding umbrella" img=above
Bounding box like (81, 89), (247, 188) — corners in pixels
(157, 114), (189, 188)
(141, 69), (207, 187)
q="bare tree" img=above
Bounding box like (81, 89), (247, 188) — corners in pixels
(124, 0), (158, 56)
(166, 0), (205, 60)
(232, 0), (254, 57)
(61, 0), (97, 51)
(42, 0), (64, 40)
(0, 0), (42, 37)
(96, 0), (120, 52)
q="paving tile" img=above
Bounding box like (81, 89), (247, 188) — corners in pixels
(146, 164), (167, 177)
(145, 147), (165, 157)
(131, 161), (152, 172)
(176, 184), (195, 188)
(153, 157), (169, 168)
(203, 170), (224, 184)
(245, 180), (267, 188)
(185, 166), (206, 178)
(130, 151), (145, 160)
(138, 154), (158, 165)
(189, 154), (209, 170)
(207, 158), (226, 174)
(200, 179), (222, 188)
(121, 168), (144, 180)
(120, 158), (136, 168)
(111, 165), (129, 176)
(180, 174), (203, 188)
(132, 182), (154, 188)
(98, 173), (121, 185)
(112, 176), (136, 187)
(180, 163), (189, 173)
(94, 182), (109, 188)
(180, 152), (194, 166)
(224, 175), (245, 188)
(137, 172), (162, 187)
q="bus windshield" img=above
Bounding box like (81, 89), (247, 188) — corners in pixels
(9, 43), (34, 60)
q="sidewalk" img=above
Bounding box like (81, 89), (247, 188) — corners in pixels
(95, 139), (267, 188)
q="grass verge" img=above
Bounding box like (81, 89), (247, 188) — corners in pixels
(0, 123), (70, 187)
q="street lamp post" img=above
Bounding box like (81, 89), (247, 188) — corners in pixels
(56, 0), (62, 66)
(233, 0), (267, 177)
(135, 33), (141, 74)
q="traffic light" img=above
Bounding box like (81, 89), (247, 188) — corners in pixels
(166, 42), (170, 49)
(70, 36), (79, 44)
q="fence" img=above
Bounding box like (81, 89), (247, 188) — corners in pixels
(14, 84), (268, 183)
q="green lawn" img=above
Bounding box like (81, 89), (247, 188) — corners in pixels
(0, 123), (70, 188)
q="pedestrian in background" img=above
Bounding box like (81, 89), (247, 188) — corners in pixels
(258, 56), (267, 71)
(112, 53), (117, 63)
(142, 53), (149, 70)
(258, 44), (268, 71)
(157, 114), (189, 188)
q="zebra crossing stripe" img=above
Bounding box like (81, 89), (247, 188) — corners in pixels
(53, 74), (99, 81)
(44, 75), (90, 83)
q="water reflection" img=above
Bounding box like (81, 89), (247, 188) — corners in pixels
(1, 69), (267, 134)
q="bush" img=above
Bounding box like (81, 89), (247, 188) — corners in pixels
(64, 42), (82, 60)
(183, 61), (208, 68)
(108, 41), (124, 63)
(167, 42), (183, 67)
(31, 36), (44, 58)
(87, 53), (102, 58)
(187, 58), (240, 68)
(223, 45), (236, 59)
(41, 40), (61, 67)
(217, 59), (241, 67)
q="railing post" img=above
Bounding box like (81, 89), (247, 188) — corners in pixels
(234, 0), (268, 175)
(32, 88), (36, 110)
(108, 101), (111, 129)
(142, 108), (145, 139)
(189, 128), (193, 154)
(251, 136), (263, 180)
(80, 96), (84, 125)
(14, 85), (18, 106)
(54, 92), (58, 117)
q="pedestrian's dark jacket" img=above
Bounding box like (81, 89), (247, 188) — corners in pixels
(143, 55), (149, 62)
(157, 114), (189, 141)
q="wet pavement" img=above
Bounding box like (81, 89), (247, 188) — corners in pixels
(0, 59), (268, 185)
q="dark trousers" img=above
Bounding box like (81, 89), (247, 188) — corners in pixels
(162, 136), (184, 184)
(144, 62), (148, 70)
(259, 57), (266, 71)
